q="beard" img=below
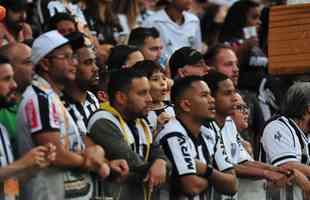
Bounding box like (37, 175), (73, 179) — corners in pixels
(0, 95), (17, 108)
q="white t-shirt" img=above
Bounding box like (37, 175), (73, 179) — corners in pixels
(143, 9), (203, 59)
(261, 116), (309, 200)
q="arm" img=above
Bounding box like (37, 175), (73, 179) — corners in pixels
(179, 175), (208, 195)
(33, 132), (85, 168)
(196, 160), (237, 195)
(280, 161), (310, 178)
(0, 146), (53, 181)
(160, 132), (208, 195)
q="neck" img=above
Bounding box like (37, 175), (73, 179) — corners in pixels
(150, 101), (164, 110)
(65, 82), (87, 104)
(166, 5), (184, 25)
(215, 113), (226, 128)
(178, 114), (202, 138)
(42, 75), (63, 95)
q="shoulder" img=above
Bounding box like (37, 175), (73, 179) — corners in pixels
(87, 109), (119, 130)
(157, 118), (186, 141)
(183, 11), (199, 22)
(145, 9), (168, 23)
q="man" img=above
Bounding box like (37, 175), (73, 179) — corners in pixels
(16, 30), (110, 200)
(63, 32), (129, 199)
(204, 44), (239, 87)
(87, 66), (168, 200)
(128, 27), (163, 63)
(157, 76), (237, 200)
(261, 82), (310, 200)
(0, 55), (55, 200)
(0, 0), (32, 46)
(0, 42), (32, 147)
(169, 47), (209, 79)
(204, 44), (263, 160)
(204, 70), (290, 200)
(143, 0), (203, 59)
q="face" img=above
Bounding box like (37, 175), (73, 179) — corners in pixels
(9, 44), (32, 92)
(0, 64), (17, 107)
(149, 70), (168, 103)
(47, 45), (77, 84)
(215, 48), (239, 87)
(173, 0), (193, 11)
(56, 20), (77, 36)
(186, 80), (216, 121)
(141, 37), (163, 62)
(246, 7), (261, 33)
(232, 94), (249, 131)
(126, 51), (144, 68)
(125, 77), (152, 118)
(181, 59), (209, 77)
(76, 47), (99, 90)
(215, 79), (236, 117)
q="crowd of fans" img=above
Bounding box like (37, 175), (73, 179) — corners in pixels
(0, 0), (310, 200)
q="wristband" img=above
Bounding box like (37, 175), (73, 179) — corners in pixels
(203, 165), (213, 178)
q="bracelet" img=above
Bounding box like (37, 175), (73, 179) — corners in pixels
(203, 165), (213, 178)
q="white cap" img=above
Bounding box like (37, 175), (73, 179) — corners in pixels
(31, 30), (69, 65)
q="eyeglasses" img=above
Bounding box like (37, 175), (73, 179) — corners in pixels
(47, 53), (78, 61)
(235, 104), (249, 114)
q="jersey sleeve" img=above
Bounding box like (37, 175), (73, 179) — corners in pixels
(159, 132), (197, 176)
(23, 93), (61, 135)
(261, 121), (298, 166)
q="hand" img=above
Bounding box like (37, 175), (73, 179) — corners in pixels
(144, 159), (167, 192)
(157, 112), (172, 127)
(82, 145), (110, 178)
(292, 169), (310, 200)
(264, 170), (291, 187)
(109, 159), (129, 183)
(20, 146), (52, 169)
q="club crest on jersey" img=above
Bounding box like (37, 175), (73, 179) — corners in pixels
(274, 131), (282, 141)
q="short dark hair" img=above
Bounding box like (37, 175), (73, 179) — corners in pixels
(203, 70), (229, 96)
(133, 60), (163, 79)
(108, 67), (147, 105)
(128, 27), (160, 49)
(48, 12), (77, 31)
(204, 43), (233, 66)
(171, 76), (203, 109)
(106, 45), (140, 72)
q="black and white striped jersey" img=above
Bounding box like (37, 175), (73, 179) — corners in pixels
(157, 118), (212, 200)
(63, 91), (99, 136)
(261, 116), (310, 200)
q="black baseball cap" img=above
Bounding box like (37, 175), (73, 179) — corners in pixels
(169, 47), (204, 78)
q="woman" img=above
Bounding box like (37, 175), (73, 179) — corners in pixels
(84, 0), (122, 45)
(219, 0), (268, 92)
(232, 93), (253, 157)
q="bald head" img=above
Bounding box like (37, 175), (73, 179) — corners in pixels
(0, 43), (32, 92)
